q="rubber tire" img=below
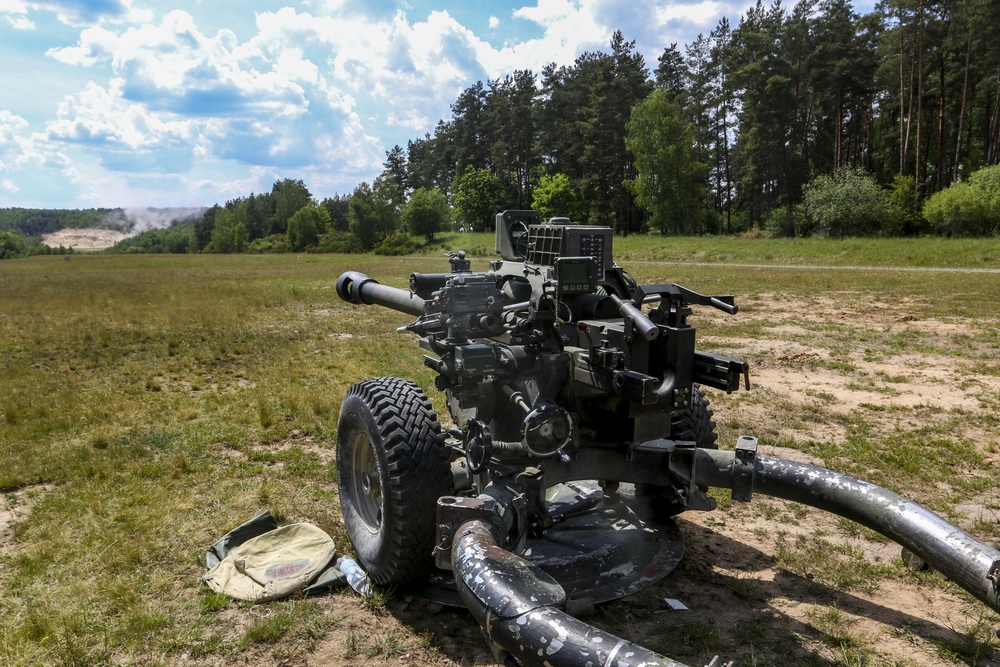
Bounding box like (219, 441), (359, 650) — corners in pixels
(336, 376), (452, 585)
(671, 384), (718, 449)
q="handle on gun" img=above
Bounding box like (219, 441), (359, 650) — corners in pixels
(609, 294), (659, 341)
(709, 297), (739, 315)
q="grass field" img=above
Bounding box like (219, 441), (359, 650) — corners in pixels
(1, 237), (998, 666)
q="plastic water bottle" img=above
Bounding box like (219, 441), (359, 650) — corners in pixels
(336, 555), (373, 596)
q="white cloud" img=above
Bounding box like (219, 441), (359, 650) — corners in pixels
(0, 110), (30, 142)
(48, 11), (310, 119)
(242, 6), (496, 135)
(195, 165), (281, 203)
(6, 14), (33, 28)
(1, 0), (31, 29)
(656, 1), (725, 26)
(0, 0), (28, 15)
(39, 6), (394, 193)
(7, 0), (759, 207)
(0, 0), (152, 27)
(46, 81), (194, 152)
(0, 110), (89, 205)
(513, 0), (578, 27)
(0, 111), (38, 171)
(501, 0), (609, 69)
(47, 25), (120, 66)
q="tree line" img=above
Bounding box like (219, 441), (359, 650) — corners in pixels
(0, 208), (123, 237)
(403, 0), (1000, 239)
(391, 0), (1000, 239)
(6, 0), (1000, 260)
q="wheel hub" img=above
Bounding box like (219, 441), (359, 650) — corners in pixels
(351, 434), (382, 531)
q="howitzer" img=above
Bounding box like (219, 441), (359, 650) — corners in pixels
(334, 211), (999, 667)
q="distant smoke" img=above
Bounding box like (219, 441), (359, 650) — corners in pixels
(101, 207), (207, 234)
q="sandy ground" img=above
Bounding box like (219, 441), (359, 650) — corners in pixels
(41, 227), (130, 251)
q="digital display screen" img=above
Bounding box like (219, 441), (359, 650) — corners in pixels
(555, 257), (597, 294)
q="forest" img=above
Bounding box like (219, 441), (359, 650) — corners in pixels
(4, 0), (1000, 258)
(385, 0), (1000, 239)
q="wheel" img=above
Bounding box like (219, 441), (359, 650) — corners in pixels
(336, 376), (452, 585)
(671, 384), (718, 449)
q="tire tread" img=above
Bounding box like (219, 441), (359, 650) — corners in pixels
(338, 376), (452, 584)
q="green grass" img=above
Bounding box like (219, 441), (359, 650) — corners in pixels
(0, 241), (998, 666)
(0, 254), (362, 665)
(434, 230), (1000, 269)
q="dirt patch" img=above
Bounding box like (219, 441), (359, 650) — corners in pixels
(0, 484), (52, 557)
(703, 293), (1000, 451)
(42, 228), (130, 251)
(303, 594), (492, 667)
(666, 504), (998, 667)
(209, 430), (337, 470)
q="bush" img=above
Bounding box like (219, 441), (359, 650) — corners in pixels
(106, 223), (195, 254)
(762, 205), (808, 238)
(922, 182), (992, 237)
(886, 175), (924, 236)
(921, 164), (1000, 237)
(967, 164), (1000, 235)
(373, 231), (418, 256)
(312, 230), (364, 254)
(246, 234), (290, 254)
(803, 169), (896, 237)
(0, 230), (31, 259)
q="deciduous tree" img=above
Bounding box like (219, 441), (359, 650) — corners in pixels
(453, 168), (504, 232)
(532, 173), (586, 222)
(287, 203), (331, 251)
(270, 179), (312, 234)
(348, 177), (399, 249)
(403, 188), (450, 241)
(208, 208), (248, 253)
(625, 89), (713, 234)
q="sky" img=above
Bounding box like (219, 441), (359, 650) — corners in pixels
(1, 0), (874, 211)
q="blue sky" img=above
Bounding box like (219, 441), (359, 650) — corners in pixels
(1, 0), (873, 210)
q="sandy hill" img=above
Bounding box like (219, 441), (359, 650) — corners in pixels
(41, 228), (131, 251)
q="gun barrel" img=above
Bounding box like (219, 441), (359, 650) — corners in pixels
(336, 271), (426, 317)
